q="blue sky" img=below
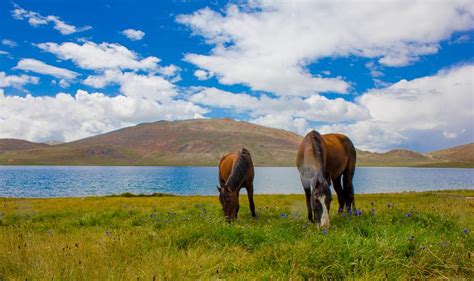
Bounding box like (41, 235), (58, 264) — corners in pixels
(0, 0), (473, 152)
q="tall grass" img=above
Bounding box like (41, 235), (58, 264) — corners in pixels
(0, 190), (473, 279)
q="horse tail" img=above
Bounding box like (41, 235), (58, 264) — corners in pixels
(225, 148), (251, 190)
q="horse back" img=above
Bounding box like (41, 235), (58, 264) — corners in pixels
(322, 133), (356, 177)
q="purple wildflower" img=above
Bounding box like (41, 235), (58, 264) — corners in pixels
(322, 229), (327, 235)
(281, 213), (287, 219)
(355, 209), (362, 216)
(405, 212), (411, 218)
(464, 228), (469, 234)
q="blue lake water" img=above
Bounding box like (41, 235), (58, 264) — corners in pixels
(0, 166), (472, 198)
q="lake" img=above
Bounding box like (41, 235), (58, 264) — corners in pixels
(0, 166), (473, 198)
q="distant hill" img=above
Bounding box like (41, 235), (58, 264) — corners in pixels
(427, 143), (474, 163)
(0, 119), (472, 167)
(0, 139), (48, 152)
(0, 119), (301, 166)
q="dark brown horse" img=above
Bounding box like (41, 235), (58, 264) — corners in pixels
(217, 147), (256, 221)
(296, 130), (356, 228)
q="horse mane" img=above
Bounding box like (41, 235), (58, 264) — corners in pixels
(225, 148), (251, 190)
(308, 130), (326, 173)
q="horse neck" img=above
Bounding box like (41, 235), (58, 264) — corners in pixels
(225, 152), (249, 190)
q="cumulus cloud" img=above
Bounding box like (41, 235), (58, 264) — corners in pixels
(122, 29), (145, 41)
(177, 0), (474, 96)
(83, 70), (179, 101)
(0, 72), (39, 88)
(1, 39), (17, 48)
(37, 41), (159, 71)
(320, 64), (474, 151)
(12, 3), (91, 35)
(14, 58), (79, 81)
(194, 69), (214, 80)
(189, 87), (369, 135)
(0, 89), (207, 142)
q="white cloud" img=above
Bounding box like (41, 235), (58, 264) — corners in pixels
(122, 29), (145, 41)
(189, 87), (369, 124)
(0, 72), (39, 88)
(83, 70), (178, 101)
(194, 69), (213, 80)
(37, 41), (159, 71)
(0, 50), (9, 55)
(58, 79), (70, 88)
(177, 1), (474, 96)
(12, 3), (91, 35)
(0, 89), (207, 142)
(321, 64), (474, 151)
(2, 39), (17, 48)
(14, 58), (79, 80)
(251, 115), (309, 136)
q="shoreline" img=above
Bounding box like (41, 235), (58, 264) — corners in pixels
(2, 189), (473, 200)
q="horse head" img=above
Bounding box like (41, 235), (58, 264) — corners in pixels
(217, 185), (240, 221)
(311, 173), (332, 228)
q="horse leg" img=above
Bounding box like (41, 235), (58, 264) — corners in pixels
(300, 175), (313, 223)
(246, 183), (257, 218)
(333, 175), (344, 213)
(342, 169), (355, 214)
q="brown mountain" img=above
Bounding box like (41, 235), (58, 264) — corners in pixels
(0, 119), (472, 167)
(427, 143), (474, 163)
(0, 139), (48, 152)
(0, 119), (301, 166)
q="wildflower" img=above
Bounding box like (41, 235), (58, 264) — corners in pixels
(408, 235), (415, 241)
(464, 228), (469, 234)
(355, 209), (362, 216)
(370, 208), (375, 215)
(387, 203), (391, 208)
(322, 229), (327, 235)
(405, 212), (411, 218)
(281, 213), (287, 219)
(105, 229), (111, 237)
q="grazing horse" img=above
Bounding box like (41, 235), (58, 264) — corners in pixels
(217, 148), (256, 221)
(296, 130), (356, 228)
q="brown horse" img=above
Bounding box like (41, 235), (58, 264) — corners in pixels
(217, 148), (256, 221)
(296, 130), (356, 228)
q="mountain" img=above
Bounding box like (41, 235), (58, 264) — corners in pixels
(0, 119), (301, 166)
(0, 139), (48, 152)
(427, 143), (474, 163)
(0, 119), (472, 167)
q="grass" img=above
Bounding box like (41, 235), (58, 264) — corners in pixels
(0, 190), (473, 279)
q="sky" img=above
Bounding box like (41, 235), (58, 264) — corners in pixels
(0, 0), (473, 152)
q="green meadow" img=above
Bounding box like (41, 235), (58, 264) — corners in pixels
(1, 190), (473, 280)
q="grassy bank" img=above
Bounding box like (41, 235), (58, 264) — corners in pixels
(1, 191), (473, 279)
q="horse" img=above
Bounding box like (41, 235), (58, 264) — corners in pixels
(217, 147), (256, 221)
(296, 130), (356, 228)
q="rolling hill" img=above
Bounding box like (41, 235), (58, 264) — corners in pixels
(0, 118), (472, 167)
